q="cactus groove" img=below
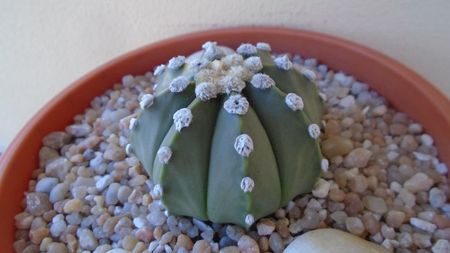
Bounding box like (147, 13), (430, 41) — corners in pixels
(129, 42), (325, 228)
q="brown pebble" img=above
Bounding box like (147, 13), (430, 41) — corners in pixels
(29, 227), (49, 244)
(176, 234), (193, 250)
(385, 210), (406, 228)
(329, 188), (345, 202)
(321, 136), (354, 159)
(362, 213), (380, 235)
(433, 214), (450, 229)
(344, 193), (364, 216)
(344, 148), (372, 168)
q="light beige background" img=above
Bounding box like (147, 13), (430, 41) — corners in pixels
(1, 0), (450, 152)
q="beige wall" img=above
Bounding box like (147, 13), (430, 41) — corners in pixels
(1, 0), (449, 152)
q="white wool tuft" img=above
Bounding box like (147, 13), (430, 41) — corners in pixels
(173, 108), (193, 132)
(154, 64), (166, 76)
(256, 42), (272, 51)
(195, 82), (218, 101)
(220, 75), (246, 94)
(308, 124), (321, 139)
(240, 177), (255, 193)
(285, 93), (304, 111)
(139, 94), (154, 109)
(224, 94), (249, 115)
(157, 146), (172, 164)
(250, 73), (275, 89)
(234, 134), (254, 157)
(167, 56), (186, 70)
(236, 43), (257, 56)
(243, 56), (263, 72)
(169, 76), (190, 92)
(274, 55), (293, 70)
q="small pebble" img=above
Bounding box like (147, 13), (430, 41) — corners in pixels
(257, 219), (276, 236)
(429, 187), (447, 208)
(345, 217), (365, 235)
(239, 235), (260, 253)
(312, 178), (331, 198)
(220, 246), (240, 253)
(404, 173), (434, 193)
(410, 218), (437, 233)
(363, 195), (388, 214)
(192, 240), (211, 253)
(432, 239), (450, 253)
(47, 242), (68, 253)
(344, 148), (372, 168)
(35, 177), (59, 193)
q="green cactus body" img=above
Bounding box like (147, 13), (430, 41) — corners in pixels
(129, 42), (326, 228)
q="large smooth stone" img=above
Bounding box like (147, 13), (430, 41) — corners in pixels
(284, 229), (389, 253)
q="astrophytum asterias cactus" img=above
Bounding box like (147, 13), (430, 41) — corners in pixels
(128, 41), (326, 228)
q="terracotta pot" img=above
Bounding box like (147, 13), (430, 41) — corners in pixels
(1, 27), (449, 250)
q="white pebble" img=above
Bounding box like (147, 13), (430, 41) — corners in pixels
(410, 217), (437, 233)
(173, 108), (193, 132)
(35, 177), (59, 193)
(312, 178), (330, 198)
(432, 239), (450, 253)
(339, 95), (355, 108)
(96, 175), (113, 192)
(404, 172), (434, 193)
(421, 134), (434, 146)
(285, 93), (304, 111)
(429, 187), (447, 208)
(436, 163), (448, 174)
(234, 134), (254, 157)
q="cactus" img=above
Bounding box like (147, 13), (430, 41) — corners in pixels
(128, 42), (326, 228)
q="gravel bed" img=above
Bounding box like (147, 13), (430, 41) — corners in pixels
(13, 52), (450, 253)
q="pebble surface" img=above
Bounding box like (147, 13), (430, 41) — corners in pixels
(13, 51), (450, 253)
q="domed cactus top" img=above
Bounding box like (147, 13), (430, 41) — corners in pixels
(128, 42), (326, 228)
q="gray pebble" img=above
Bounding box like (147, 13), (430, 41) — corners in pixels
(50, 220), (67, 237)
(72, 177), (96, 187)
(49, 183), (69, 203)
(26, 192), (51, 216)
(147, 210), (166, 226)
(45, 157), (71, 180)
(269, 232), (284, 253)
(226, 225), (245, 241)
(35, 177), (59, 193)
(66, 124), (92, 137)
(96, 175), (113, 192)
(78, 228), (98, 250)
(117, 185), (132, 204)
(105, 183), (121, 205)
(43, 131), (71, 149)
(219, 236), (236, 248)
